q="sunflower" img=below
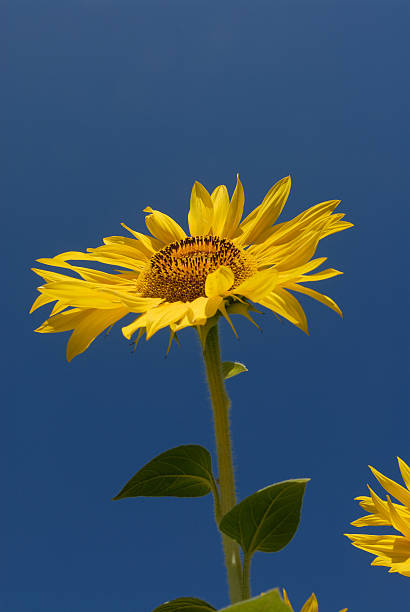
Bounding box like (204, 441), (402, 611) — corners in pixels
(283, 590), (347, 612)
(30, 175), (352, 361)
(345, 458), (410, 577)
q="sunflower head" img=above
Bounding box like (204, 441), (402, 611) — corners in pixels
(31, 175), (352, 361)
(345, 457), (410, 577)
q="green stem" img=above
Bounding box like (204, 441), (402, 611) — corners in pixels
(241, 553), (251, 600)
(202, 324), (243, 604)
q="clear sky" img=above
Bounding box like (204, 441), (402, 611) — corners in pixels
(3, 1), (409, 610)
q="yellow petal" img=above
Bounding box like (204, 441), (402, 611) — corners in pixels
(351, 514), (390, 528)
(38, 253), (139, 272)
(205, 266), (234, 297)
(30, 292), (57, 314)
(367, 486), (391, 522)
(104, 292), (163, 313)
(188, 181), (214, 236)
(145, 302), (189, 339)
(248, 200), (341, 255)
(172, 313), (199, 332)
(103, 234), (150, 255)
(398, 457), (410, 491)
(273, 232), (322, 271)
(221, 175), (245, 238)
(188, 296), (223, 323)
(211, 185), (230, 235)
(346, 533), (410, 561)
(321, 220), (354, 238)
(369, 466), (410, 509)
(32, 268), (76, 283)
(248, 226), (317, 266)
(287, 200), (341, 232)
(143, 207), (186, 244)
(122, 312), (150, 339)
(44, 248), (143, 272)
(66, 307), (128, 361)
(102, 236), (150, 262)
(121, 223), (164, 255)
(386, 496), (410, 538)
(301, 593), (318, 612)
(282, 589), (293, 610)
(260, 288), (308, 333)
(67, 266), (137, 284)
(233, 268), (278, 302)
(123, 300), (190, 340)
(38, 281), (123, 309)
(86, 245), (147, 271)
(50, 301), (68, 316)
(37, 252), (97, 268)
(372, 555), (397, 568)
(385, 562), (410, 576)
(387, 557), (410, 576)
(35, 308), (86, 333)
(237, 176), (291, 245)
(297, 268), (343, 282)
(353, 494), (410, 525)
(287, 283), (343, 318)
(275, 258), (327, 283)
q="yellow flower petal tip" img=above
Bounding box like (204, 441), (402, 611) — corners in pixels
(347, 457), (410, 577)
(283, 589), (347, 612)
(30, 175), (352, 359)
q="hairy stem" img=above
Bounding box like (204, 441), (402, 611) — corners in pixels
(202, 324), (243, 603)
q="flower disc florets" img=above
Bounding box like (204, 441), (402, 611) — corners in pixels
(136, 235), (257, 303)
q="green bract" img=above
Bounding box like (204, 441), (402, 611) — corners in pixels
(222, 361), (248, 380)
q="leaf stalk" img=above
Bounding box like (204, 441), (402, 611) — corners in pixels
(241, 553), (251, 600)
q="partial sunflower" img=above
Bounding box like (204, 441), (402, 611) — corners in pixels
(283, 590), (347, 612)
(345, 457), (410, 577)
(30, 175), (352, 361)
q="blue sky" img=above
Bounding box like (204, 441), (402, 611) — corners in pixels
(3, 1), (409, 610)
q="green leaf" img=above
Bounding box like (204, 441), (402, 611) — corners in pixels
(153, 597), (216, 612)
(219, 479), (309, 555)
(219, 589), (289, 611)
(222, 361), (248, 380)
(113, 445), (216, 499)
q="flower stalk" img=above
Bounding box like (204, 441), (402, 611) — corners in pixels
(202, 323), (243, 603)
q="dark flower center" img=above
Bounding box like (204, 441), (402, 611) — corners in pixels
(136, 235), (256, 302)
